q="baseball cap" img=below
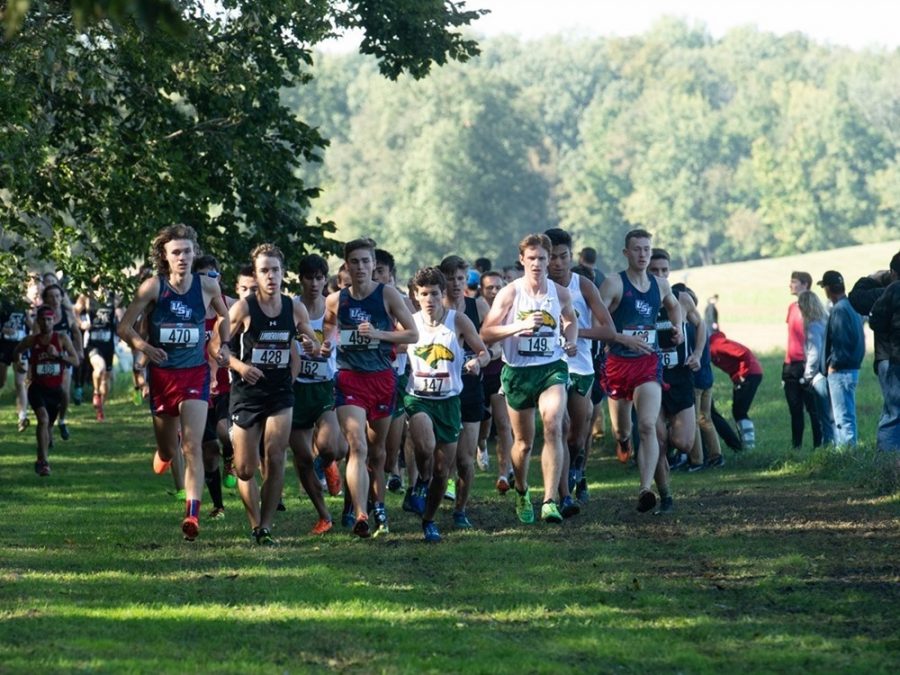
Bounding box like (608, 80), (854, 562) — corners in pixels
(817, 270), (844, 288)
(467, 270), (480, 287)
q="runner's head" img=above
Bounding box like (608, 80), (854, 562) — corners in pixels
(235, 265), (257, 299)
(474, 257), (491, 275)
(578, 247), (597, 269)
(41, 284), (63, 309)
(623, 229), (652, 272)
(343, 238), (376, 286)
(298, 254), (329, 298)
(151, 224), (199, 277)
(250, 243), (284, 297)
(439, 255), (469, 301)
(479, 271), (503, 305)
(648, 248), (671, 278)
(374, 249), (396, 285)
(790, 271), (812, 295)
(36, 305), (55, 334)
(517, 234), (552, 277)
(544, 228), (573, 282)
(193, 255), (221, 288)
(412, 267), (446, 316)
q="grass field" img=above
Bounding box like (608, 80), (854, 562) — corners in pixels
(1, 348), (898, 673)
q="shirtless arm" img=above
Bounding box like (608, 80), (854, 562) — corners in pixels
(456, 312), (490, 375)
(480, 285), (530, 344)
(118, 277), (168, 365)
(227, 299), (263, 385)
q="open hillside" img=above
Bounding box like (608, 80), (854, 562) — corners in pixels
(664, 240), (900, 353)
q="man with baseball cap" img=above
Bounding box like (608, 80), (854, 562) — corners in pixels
(819, 270), (865, 447)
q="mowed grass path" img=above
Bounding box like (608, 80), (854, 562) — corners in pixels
(1, 354), (898, 673)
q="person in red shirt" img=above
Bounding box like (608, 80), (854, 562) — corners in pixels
(709, 329), (763, 449)
(782, 271), (820, 448)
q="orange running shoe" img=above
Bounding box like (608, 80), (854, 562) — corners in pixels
(153, 450), (172, 475)
(182, 516), (199, 540)
(323, 461), (343, 496)
(615, 438), (633, 464)
(311, 518), (333, 535)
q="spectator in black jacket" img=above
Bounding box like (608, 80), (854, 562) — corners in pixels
(866, 253), (900, 452)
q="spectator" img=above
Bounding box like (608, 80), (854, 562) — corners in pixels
(819, 270), (866, 447)
(704, 294), (719, 332)
(474, 258), (491, 275)
(867, 253), (900, 452)
(709, 330), (763, 449)
(783, 271), (820, 449)
(797, 290), (834, 446)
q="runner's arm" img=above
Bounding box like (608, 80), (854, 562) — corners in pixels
(118, 277), (168, 365)
(579, 276), (618, 342)
(556, 285), (579, 357)
(479, 285), (528, 344)
(680, 293), (705, 370)
(456, 312), (490, 374)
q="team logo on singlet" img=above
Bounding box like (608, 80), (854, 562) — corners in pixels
(349, 308), (371, 324)
(634, 299), (654, 319)
(169, 300), (193, 321)
(414, 344), (455, 368)
(516, 309), (556, 329)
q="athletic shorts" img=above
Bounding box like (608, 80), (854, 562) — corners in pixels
(89, 345), (115, 372)
(0, 341), (18, 366)
(392, 372), (410, 419)
(203, 392), (230, 443)
(230, 386), (294, 430)
(27, 383), (62, 423)
(292, 379), (335, 430)
(600, 352), (662, 401)
(460, 373), (484, 424)
(590, 371), (606, 406)
(661, 366), (695, 415)
(403, 394), (462, 445)
(501, 360), (569, 412)
(334, 369), (396, 421)
(148, 363), (210, 417)
(568, 372), (595, 399)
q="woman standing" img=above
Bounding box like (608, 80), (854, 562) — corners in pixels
(797, 291), (833, 447)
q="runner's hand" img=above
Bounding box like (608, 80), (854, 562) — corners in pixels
(142, 344), (168, 365)
(320, 340), (333, 358)
(620, 334), (654, 354)
(214, 344), (230, 367)
(685, 352), (701, 371)
(241, 364), (264, 385)
(464, 357), (481, 376)
(563, 341), (577, 357)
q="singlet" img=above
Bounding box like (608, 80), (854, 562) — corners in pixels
(565, 273), (593, 376)
(30, 333), (65, 389)
(406, 310), (465, 399)
(204, 316), (231, 395)
(295, 309), (337, 385)
(51, 306), (72, 339)
(149, 274), (207, 369)
(234, 294), (295, 392)
(501, 278), (563, 368)
(336, 284), (395, 373)
(0, 301), (28, 343)
(460, 296), (483, 391)
(609, 271), (661, 358)
(88, 303), (117, 349)
(656, 304), (689, 371)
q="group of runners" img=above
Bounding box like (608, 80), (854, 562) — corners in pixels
(4, 224), (737, 544)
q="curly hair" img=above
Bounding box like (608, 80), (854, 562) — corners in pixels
(412, 267), (446, 292)
(150, 224), (199, 276)
(250, 243), (285, 269)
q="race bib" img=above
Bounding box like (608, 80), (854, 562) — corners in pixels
(517, 333), (554, 357)
(36, 362), (61, 376)
(90, 329), (112, 343)
(660, 348), (680, 369)
(251, 346), (290, 369)
(160, 324), (200, 347)
(623, 327), (656, 345)
(413, 373), (448, 397)
(340, 328), (379, 351)
(298, 358), (329, 380)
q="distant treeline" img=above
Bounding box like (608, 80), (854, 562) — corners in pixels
(286, 18), (900, 275)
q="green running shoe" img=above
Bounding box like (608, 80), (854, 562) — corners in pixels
(515, 488), (534, 524)
(444, 478), (456, 501)
(541, 500), (563, 524)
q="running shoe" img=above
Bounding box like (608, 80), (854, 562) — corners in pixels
(152, 450), (171, 475)
(174, 488), (186, 501)
(637, 490), (657, 513)
(17, 417), (29, 433)
(411, 481), (428, 515)
(687, 462), (706, 473)
(222, 459), (237, 489)
(477, 445), (490, 471)
(208, 507), (226, 520)
(276, 501), (287, 512)
(444, 478), (456, 501)
(387, 473), (403, 493)
(669, 452), (689, 471)
(560, 495), (580, 519)
(654, 496), (674, 515)
(58, 421), (70, 441)
(310, 518), (333, 535)
(496, 475), (510, 495)
(182, 516), (199, 541)
(402, 487), (417, 513)
(575, 477), (589, 504)
(323, 461), (343, 496)
(254, 527), (275, 546)
(422, 520), (441, 543)
(92, 393), (101, 409)
(341, 508), (356, 528)
(615, 438), (632, 463)
(73, 387), (83, 405)
(96, 406), (105, 422)
(452, 510), (473, 529)
(707, 454), (725, 469)
(568, 468), (583, 493)
(372, 506), (389, 538)
(34, 460), (51, 477)
(515, 488), (534, 524)
(352, 514), (371, 538)
(540, 500), (563, 524)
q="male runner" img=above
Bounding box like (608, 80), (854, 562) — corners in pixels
(227, 244), (319, 545)
(83, 288), (118, 421)
(599, 229), (682, 512)
(14, 306), (80, 475)
(1, 291), (33, 432)
(118, 224), (231, 541)
(480, 233), (582, 524)
(322, 238), (417, 538)
(40, 283), (84, 440)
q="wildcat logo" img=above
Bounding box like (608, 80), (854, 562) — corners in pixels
(414, 343), (455, 368)
(516, 309), (557, 329)
(634, 299), (653, 319)
(169, 300), (193, 321)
